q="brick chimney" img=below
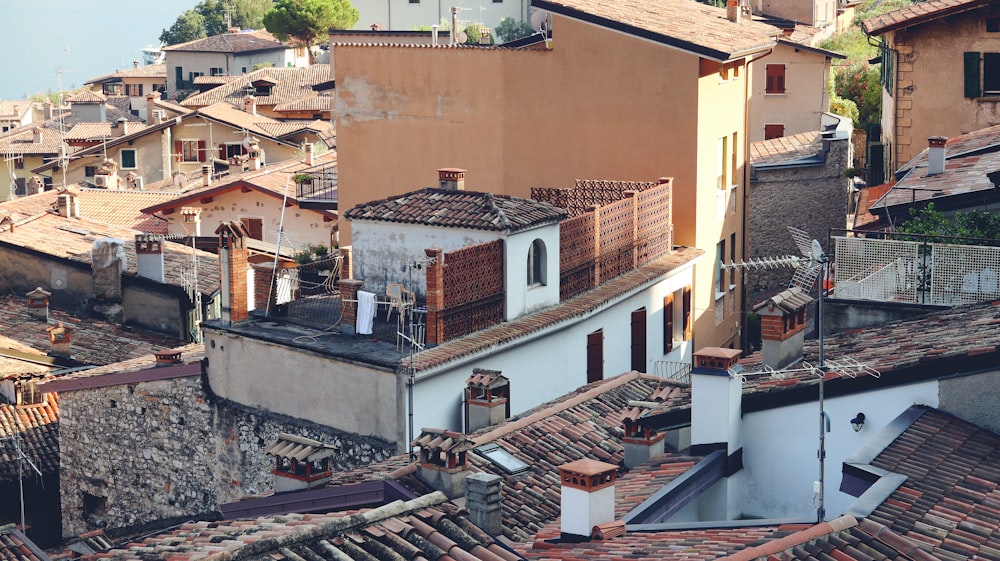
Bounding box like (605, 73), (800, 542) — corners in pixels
(26, 287), (52, 322)
(217, 221), (250, 325)
(927, 136), (947, 176)
(47, 323), (73, 356)
(243, 94), (257, 115)
(465, 473), (502, 535)
(424, 248), (444, 344)
(727, 0), (742, 23)
(437, 168), (466, 190)
(559, 459), (618, 542)
(690, 347), (743, 456)
(26, 176), (43, 196)
(753, 287), (813, 370)
(153, 350), (182, 367)
(464, 369), (510, 433)
(413, 428), (474, 499)
(622, 408), (666, 470)
(135, 234), (166, 283)
(265, 433), (338, 493)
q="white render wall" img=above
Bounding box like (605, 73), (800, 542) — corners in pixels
(739, 380), (939, 520)
(409, 261), (697, 434)
(505, 224), (560, 319)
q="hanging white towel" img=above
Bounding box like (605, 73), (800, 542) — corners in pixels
(357, 290), (376, 335)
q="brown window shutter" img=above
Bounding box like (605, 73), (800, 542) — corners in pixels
(219, 144), (226, 160)
(682, 286), (692, 341)
(198, 140), (206, 162)
(663, 294), (674, 353)
(174, 140), (182, 163)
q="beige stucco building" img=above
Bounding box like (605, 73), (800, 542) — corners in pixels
(334, 0), (780, 348)
(864, 0), (1000, 176)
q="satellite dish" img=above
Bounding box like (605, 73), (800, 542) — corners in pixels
(811, 239), (825, 264)
(529, 9), (551, 32)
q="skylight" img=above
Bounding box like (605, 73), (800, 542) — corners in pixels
(475, 443), (529, 475)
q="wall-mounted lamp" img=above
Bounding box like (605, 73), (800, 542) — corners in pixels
(850, 413), (866, 432)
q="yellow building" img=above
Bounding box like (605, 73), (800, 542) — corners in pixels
(334, 0), (780, 348)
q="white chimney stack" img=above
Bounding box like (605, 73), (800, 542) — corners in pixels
(135, 234), (166, 283)
(202, 164), (212, 187)
(243, 94), (257, 115)
(304, 143), (314, 165)
(690, 347), (743, 455)
(559, 459), (618, 541)
(927, 136), (947, 176)
(32, 128), (43, 144)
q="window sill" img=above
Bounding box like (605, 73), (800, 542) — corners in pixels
(715, 291), (726, 301)
(764, 91), (787, 96)
(729, 284), (737, 291)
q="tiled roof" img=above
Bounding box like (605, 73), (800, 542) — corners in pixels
(863, 0), (990, 35)
(0, 213), (219, 296)
(66, 89), (107, 104)
(85, 64), (167, 85)
(64, 122), (148, 142)
(0, 295), (182, 367)
(162, 29), (286, 54)
(0, 390), (58, 480)
(750, 131), (823, 166)
(195, 101), (290, 138)
(193, 75), (241, 86)
(0, 334), (53, 376)
(0, 189), (172, 234)
(51, 343), (204, 382)
(410, 248), (702, 373)
(851, 181), (894, 229)
(273, 96), (334, 112)
(874, 125), (1000, 211)
(256, 119), (331, 138)
(0, 124), (67, 156)
(532, 0), (780, 61)
(0, 524), (51, 561)
(83, 492), (519, 561)
(344, 188), (568, 232)
(866, 407), (1000, 560)
(180, 65), (331, 108)
(0, 101), (33, 120)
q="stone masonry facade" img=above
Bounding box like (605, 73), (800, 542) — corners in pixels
(59, 372), (395, 537)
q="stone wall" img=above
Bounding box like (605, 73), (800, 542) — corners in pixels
(748, 137), (851, 315)
(59, 371), (395, 538)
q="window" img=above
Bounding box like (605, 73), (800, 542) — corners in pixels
(730, 232), (737, 290)
(210, 67), (224, 76)
(84, 165), (97, 177)
(527, 238), (546, 286)
(717, 136), (728, 189)
(189, 71), (204, 83)
(962, 52), (1000, 97)
(586, 329), (603, 383)
(83, 493), (108, 522)
(175, 140), (206, 163)
(663, 294), (675, 353)
(18, 381), (42, 406)
(731, 132), (738, 188)
(241, 66), (247, 74)
(125, 83), (143, 97)
(120, 149), (137, 169)
(716, 239), (726, 297)
(475, 443), (528, 474)
(988, 16), (1000, 32)
(880, 48), (896, 95)
(241, 217), (263, 240)
(682, 286), (692, 341)
(765, 64), (786, 94)
(224, 143), (246, 159)
(13, 157), (23, 170)
(764, 124), (785, 140)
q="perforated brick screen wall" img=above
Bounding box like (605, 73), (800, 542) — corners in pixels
(440, 240), (505, 341)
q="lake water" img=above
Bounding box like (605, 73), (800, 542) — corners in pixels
(0, 1), (191, 100)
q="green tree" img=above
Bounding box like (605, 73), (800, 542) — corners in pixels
(198, 0), (273, 36)
(899, 203), (1000, 243)
(160, 10), (207, 46)
(463, 24), (493, 45)
(833, 63), (881, 128)
(264, 0), (359, 61)
(494, 17), (535, 43)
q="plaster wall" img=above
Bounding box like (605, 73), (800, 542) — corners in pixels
(938, 367), (1000, 435)
(334, 15), (739, 347)
(749, 44), (833, 143)
(166, 49), (300, 93)
(758, 0), (836, 27)
(204, 328), (401, 442)
(884, 10), (1000, 170)
(351, 222), (503, 299)
(0, 247), (94, 307)
(121, 282), (188, 339)
(504, 224), (560, 319)
(164, 189), (333, 247)
(740, 380), (938, 520)
(2, 155), (51, 201)
(411, 263), (697, 434)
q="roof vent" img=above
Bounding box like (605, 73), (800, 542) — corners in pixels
(153, 350), (182, 367)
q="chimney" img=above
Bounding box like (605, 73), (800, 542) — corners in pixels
(26, 287), (52, 322)
(91, 238), (124, 315)
(753, 287), (813, 370)
(202, 164), (212, 187)
(47, 323), (73, 356)
(622, 407), (666, 470)
(927, 136), (947, 176)
(304, 142), (314, 165)
(181, 207), (202, 236)
(559, 459), (618, 541)
(465, 369), (510, 433)
(451, 7), (459, 44)
(465, 473), (502, 535)
(146, 91), (161, 124)
(438, 168), (466, 190)
(135, 234), (166, 283)
(228, 26), (240, 33)
(218, 221), (250, 324)
(153, 350), (182, 367)
(265, 433), (338, 492)
(243, 94), (257, 115)
(727, 0), (741, 23)
(133, 60), (140, 69)
(116, 117), (129, 137)
(479, 27), (491, 45)
(43, 102), (53, 120)
(26, 176), (43, 196)
(57, 193), (79, 218)
(432, 24), (440, 46)
(32, 128), (43, 144)
(690, 347), (743, 455)
(413, 428), (474, 499)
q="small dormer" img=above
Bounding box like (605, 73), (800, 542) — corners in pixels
(26, 287), (52, 322)
(264, 433), (338, 493)
(464, 369), (510, 433)
(412, 428), (474, 498)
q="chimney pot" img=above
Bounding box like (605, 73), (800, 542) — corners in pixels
(754, 287), (813, 370)
(559, 459), (618, 541)
(47, 323), (73, 356)
(413, 428), (474, 498)
(927, 136), (947, 176)
(243, 94), (257, 115)
(26, 287), (52, 322)
(153, 350), (182, 366)
(304, 143), (314, 165)
(202, 164), (212, 187)
(135, 234), (167, 283)
(438, 168), (467, 190)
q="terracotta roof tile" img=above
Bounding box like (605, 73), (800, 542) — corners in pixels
(64, 122), (148, 142)
(750, 131), (824, 166)
(534, 0), (780, 61)
(0, 525), (49, 561)
(0, 101), (33, 120)
(180, 65), (331, 108)
(162, 29), (286, 54)
(0, 124), (67, 156)
(0, 390), (59, 481)
(863, 0), (990, 35)
(66, 90), (107, 104)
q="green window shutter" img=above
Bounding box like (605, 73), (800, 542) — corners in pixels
(965, 52), (981, 98)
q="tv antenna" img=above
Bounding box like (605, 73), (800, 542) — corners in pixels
(2, 434), (43, 532)
(724, 226), (877, 523)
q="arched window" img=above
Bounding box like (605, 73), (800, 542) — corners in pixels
(527, 239), (546, 286)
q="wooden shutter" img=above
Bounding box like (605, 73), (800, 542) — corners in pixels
(198, 140), (207, 162)
(663, 294), (674, 353)
(965, 52), (981, 98)
(682, 286), (692, 341)
(219, 144), (226, 160)
(174, 140), (182, 163)
(764, 124), (784, 140)
(586, 330), (603, 384)
(631, 308), (647, 372)
(138, 84), (144, 96)
(241, 217), (263, 240)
